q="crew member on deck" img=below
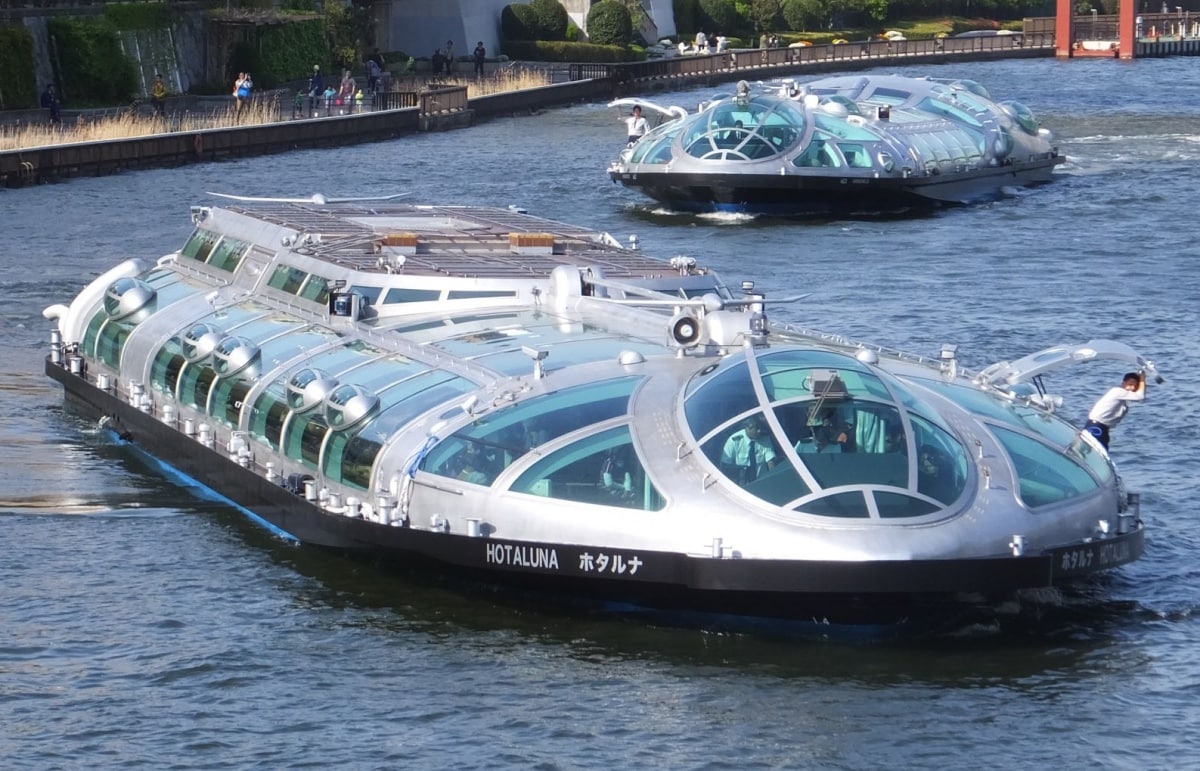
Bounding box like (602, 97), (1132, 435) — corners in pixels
(1085, 371), (1145, 449)
(624, 105), (648, 146)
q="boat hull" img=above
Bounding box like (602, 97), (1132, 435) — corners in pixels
(49, 358), (1143, 625)
(610, 157), (1063, 215)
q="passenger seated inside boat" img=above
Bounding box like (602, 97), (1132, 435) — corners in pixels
(917, 443), (958, 502)
(795, 407), (853, 453)
(715, 120), (745, 148)
(598, 445), (635, 498)
(793, 138), (841, 167)
(455, 441), (499, 485)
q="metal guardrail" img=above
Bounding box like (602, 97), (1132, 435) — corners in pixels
(570, 35), (1043, 83)
(374, 91), (419, 111)
(419, 85), (469, 114)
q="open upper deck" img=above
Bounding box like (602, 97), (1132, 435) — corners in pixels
(206, 197), (685, 281)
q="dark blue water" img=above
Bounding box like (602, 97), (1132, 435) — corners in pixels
(5, 57), (1200, 767)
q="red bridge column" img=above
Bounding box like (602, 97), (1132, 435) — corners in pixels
(1057, 0), (1137, 59)
(1119, 0), (1135, 59)
(1056, 0), (1075, 57)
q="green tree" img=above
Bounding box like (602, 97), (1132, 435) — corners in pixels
(323, 0), (371, 69)
(46, 17), (138, 104)
(859, 0), (889, 23)
(0, 25), (37, 109)
(749, 0), (782, 31)
(698, 0), (742, 35)
(501, 4), (540, 40)
(674, 0), (700, 33)
(782, 0), (827, 30)
(530, 0), (569, 40)
(587, 0), (633, 45)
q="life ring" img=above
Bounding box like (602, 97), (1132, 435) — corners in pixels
(193, 134), (203, 156)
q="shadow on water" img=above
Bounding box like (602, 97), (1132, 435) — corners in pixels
(200, 490), (1171, 668)
(267, 533), (1179, 689)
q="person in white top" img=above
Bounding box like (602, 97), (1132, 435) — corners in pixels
(1085, 372), (1145, 449)
(624, 105), (649, 146)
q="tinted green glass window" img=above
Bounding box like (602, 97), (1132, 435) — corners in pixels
(837, 143), (873, 168)
(82, 311), (106, 359)
(207, 237), (249, 272)
(447, 290), (516, 300)
(299, 275), (330, 303)
(916, 96), (983, 127)
(424, 377), (640, 481)
(701, 413), (810, 504)
(181, 229), (219, 262)
(284, 414), (328, 469)
(813, 112), (878, 140)
(180, 365), (217, 410)
(874, 491), (940, 518)
(211, 378), (253, 427)
(910, 414), (967, 505)
(332, 378), (478, 489)
(96, 322), (131, 369)
(510, 425), (664, 510)
(248, 386), (289, 450)
(684, 361), (758, 441)
(268, 265), (308, 294)
(150, 341), (186, 395)
(991, 426), (1101, 508)
(793, 135), (842, 168)
(795, 491), (869, 518)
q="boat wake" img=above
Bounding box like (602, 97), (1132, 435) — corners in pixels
(0, 495), (182, 517)
(695, 210), (758, 225)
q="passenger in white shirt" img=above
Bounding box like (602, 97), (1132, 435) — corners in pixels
(1085, 372), (1145, 449)
(624, 105), (649, 146)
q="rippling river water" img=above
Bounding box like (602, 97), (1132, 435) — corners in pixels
(4, 57), (1200, 768)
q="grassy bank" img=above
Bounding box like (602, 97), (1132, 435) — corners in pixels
(1, 67), (553, 152)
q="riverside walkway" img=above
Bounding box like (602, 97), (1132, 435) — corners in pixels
(0, 30), (1116, 187)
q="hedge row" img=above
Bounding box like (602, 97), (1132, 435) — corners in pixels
(0, 25), (37, 109)
(102, 2), (172, 30)
(502, 0), (570, 41)
(587, 0), (633, 46)
(501, 40), (645, 63)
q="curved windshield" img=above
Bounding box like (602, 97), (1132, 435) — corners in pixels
(631, 125), (681, 165)
(682, 95), (806, 161)
(685, 347), (969, 517)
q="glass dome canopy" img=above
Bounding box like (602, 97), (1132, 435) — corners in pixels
(684, 347), (970, 519)
(679, 94), (807, 161)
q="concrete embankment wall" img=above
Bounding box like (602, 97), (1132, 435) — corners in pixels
(0, 77), (612, 187)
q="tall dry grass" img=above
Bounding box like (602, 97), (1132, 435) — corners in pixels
(0, 68), (554, 152)
(385, 65), (554, 98)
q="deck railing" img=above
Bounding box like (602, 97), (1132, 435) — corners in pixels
(570, 34), (1042, 83)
